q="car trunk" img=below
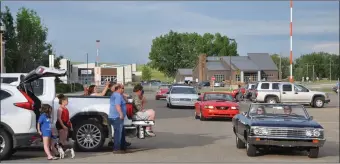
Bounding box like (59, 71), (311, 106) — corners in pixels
(17, 66), (67, 125)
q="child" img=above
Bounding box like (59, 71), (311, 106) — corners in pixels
(56, 94), (73, 147)
(37, 104), (58, 160)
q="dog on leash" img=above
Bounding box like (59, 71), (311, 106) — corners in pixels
(53, 136), (75, 159)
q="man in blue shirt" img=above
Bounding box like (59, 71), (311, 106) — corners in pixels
(109, 84), (127, 154)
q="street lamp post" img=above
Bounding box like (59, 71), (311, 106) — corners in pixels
(1, 21), (6, 73)
(228, 38), (236, 88)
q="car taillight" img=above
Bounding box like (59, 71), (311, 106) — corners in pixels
(14, 91), (34, 110)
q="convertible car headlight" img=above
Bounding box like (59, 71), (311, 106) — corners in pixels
(313, 129), (321, 137)
(305, 130), (313, 137)
(252, 127), (268, 135)
(305, 129), (322, 137)
(204, 105), (214, 109)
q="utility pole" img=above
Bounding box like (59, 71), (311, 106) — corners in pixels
(312, 65), (314, 82)
(306, 64), (309, 79)
(1, 19), (6, 73)
(228, 38), (235, 88)
(86, 53), (89, 85)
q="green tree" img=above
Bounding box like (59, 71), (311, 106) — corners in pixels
(270, 54), (290, 79)
(148, 30), (238, 77)
(1, 6), (18, 73)
(141, 66), (152, 81)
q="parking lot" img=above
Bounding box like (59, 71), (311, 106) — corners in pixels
(5, 93), (339, 163)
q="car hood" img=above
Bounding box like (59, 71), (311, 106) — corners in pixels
(170, 94), (199, 99)
(202, 100), (238, 106)
(159, 88), (169, 93)
(250, 118), (323, 128)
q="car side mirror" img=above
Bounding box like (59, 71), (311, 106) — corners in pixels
(309, 116), (313, 120)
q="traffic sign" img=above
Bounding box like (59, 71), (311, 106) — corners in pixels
(211, 76), (215, 81)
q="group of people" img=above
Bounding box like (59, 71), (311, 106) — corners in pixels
(37, 94), (72, 160)
(85, 81), (156, 154)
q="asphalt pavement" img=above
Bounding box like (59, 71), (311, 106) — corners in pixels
(5, 93), (339, 163)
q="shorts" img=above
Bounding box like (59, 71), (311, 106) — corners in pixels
(133, 111), (149, 120)
(56, 120), (70, 130)
(42, 130), (52, 137)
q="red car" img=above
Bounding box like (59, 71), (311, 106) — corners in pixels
(155, 84), (171, 100)
(194, 92), (240, 121)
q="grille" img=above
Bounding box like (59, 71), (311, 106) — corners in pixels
(216, 106), (229, 110)
(180, 98), (191, 101)
(268, 128), (307, 138)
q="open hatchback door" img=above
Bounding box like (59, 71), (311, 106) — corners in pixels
(20, 66), (67, 84)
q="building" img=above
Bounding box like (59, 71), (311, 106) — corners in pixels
(192, 53), (278, 83)
(59, 58), (73, 84)
(175, 69), (193, 82)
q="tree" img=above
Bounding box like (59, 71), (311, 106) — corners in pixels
(148, 30), (238, 77)
(1, 6), (17, 73)
(270, 54), (290, 79)
(141, 66), (152, 81)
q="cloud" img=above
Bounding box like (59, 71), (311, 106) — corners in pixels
(312, 42), (339, 55)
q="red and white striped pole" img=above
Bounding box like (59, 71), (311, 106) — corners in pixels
(289, 0), (294, 83)
(96, 40), (100, 67)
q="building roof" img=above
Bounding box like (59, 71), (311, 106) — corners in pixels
(206, 61), (226, 70)
(223, 56), (260, 71)
(177, 68), (192, 75)
(247, 53), (278, 70)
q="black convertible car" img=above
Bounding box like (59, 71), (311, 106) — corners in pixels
(232, 103), (325, 158)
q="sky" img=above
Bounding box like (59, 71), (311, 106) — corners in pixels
(2, 1), (339, 64)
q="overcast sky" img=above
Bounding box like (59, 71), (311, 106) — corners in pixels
(2, 1), (339, 64)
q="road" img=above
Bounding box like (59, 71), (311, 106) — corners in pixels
(5, 93), (339, 163)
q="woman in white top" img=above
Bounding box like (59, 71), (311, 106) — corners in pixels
(87, 82), (110, 96)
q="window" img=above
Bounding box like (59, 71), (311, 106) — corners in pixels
(236, 75), (240, 82)
(282, 84), (292, 91)
(24, 79), (44, 96)
(0, 90), (11, 100)
(170, 87), (196, 94)
(272, 83), (280, 89)
(1, 77), (18, 84)
(261, 83), (269, 89)
(214, 74), (224, 82)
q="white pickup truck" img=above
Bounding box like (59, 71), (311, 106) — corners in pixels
(1, 66), (155, 152)
(255, 82), (330, 108)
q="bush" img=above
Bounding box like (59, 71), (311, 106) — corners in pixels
(56, 83), (84, 93)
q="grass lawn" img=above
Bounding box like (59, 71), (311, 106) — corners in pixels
(137, 64), (173, 82)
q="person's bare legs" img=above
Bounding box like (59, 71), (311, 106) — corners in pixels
(58, 129), (68, 146)
(145, 109), (155, 135)
(43, 137), (53, 159)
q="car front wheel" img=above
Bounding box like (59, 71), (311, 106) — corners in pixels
(246, 143), (257, 157)
(0, 130), (13, 160)
(308, 147), (319, 158)
(313, 97), (324, 108)
(73, 120), (105, 152)
(236, 136), (246, 149)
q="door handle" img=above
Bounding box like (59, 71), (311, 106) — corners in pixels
(295, 92), (298, 94)
(282, 92), (286, 94)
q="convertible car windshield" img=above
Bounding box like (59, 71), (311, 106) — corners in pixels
(249, 104), (309, 119)
(204, 93), (233, 101)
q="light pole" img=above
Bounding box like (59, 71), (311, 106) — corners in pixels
(228, 38), (236, 88)
(1, 20), (6, 73)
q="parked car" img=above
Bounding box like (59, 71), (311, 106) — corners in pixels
(214, 82), (224, 87)
(332, 82), (339, 93)
(166, 85), (200, 108)
(5, 66), (155, 152)
(255, 82), (330, 108)
(232, 103), (325, 158)
(0, 67), (67, 160)
(194, 92), (239, 121)
(155, 84), (171, 100)
(198, 81), (210, 89)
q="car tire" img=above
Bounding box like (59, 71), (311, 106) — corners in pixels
(236, 136), (246, 149)
(313, 97), (324, 108)
(266, 96), (277, 104)
(73, 120), (105, 152)
(308, 147), (319, 158)
(199, 110), (206, 121)
(246, 142), (257, 157)
(0, 130), (13, 160)
(156, 97), (160, 100)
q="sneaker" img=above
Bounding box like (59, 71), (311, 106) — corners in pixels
(145, 130), (156, 137)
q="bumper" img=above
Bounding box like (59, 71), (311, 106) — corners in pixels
(156, 95), (166, 99)
(171, 101), (196, 107)
(14, 132), (39, 148)
(248, 136), (326, 147)
(202, 109), (239, 118)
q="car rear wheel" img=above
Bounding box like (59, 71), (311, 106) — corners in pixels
(0, 130), (13, 160)
(266, 97), (277, 104)
(313, 97), (324, 108)
(308, 147), (319, 158)
(246, 142), (257, 157)
(73, 120), (105, 152)
(236, 136), (246, 149)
